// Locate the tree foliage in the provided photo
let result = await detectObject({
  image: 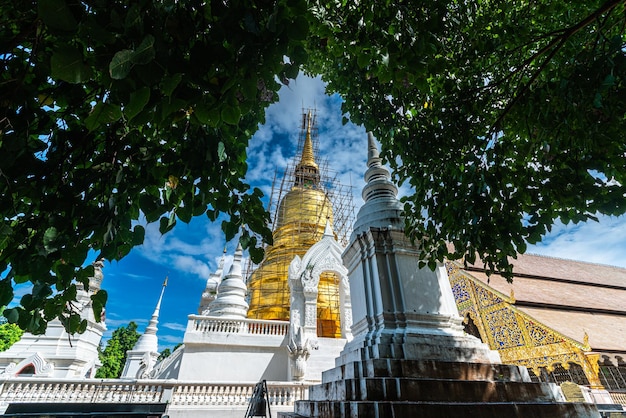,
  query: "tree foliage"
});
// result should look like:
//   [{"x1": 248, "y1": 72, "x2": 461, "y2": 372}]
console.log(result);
[
  {"x1": 95, "y1": 321, "x2": 140, "y2": 378},
  {"x1": 1, "y1": 0, "x2": 625, "y2": 333},
  {"x1": 1, "y1": 0, "x2": 307, "y2": 333},
  {"x1": 308, "y1": 0, "x2": 625, "y2": 276},
  {"x1": 0, "y1": 323, "x2": 24, "y2": 352}
]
